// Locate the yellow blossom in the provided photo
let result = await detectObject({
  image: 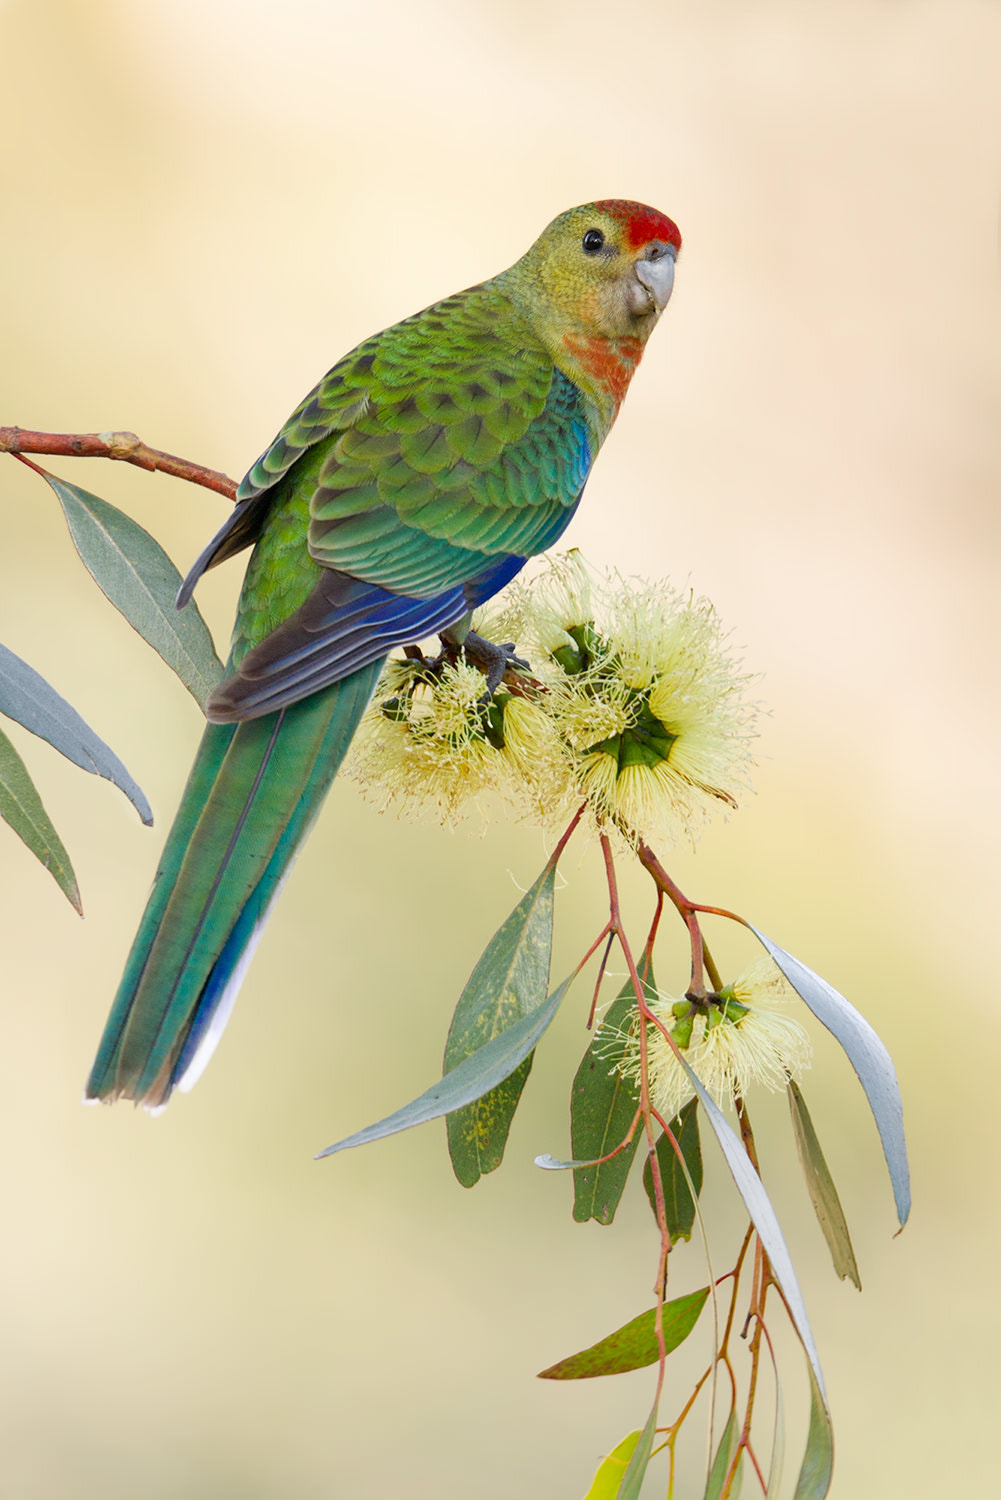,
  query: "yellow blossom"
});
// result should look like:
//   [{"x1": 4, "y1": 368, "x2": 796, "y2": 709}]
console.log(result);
[
  {"x1": 495, "y1": 695, "x2": 572, "y2": 816},
  {"x1": 495, "y1": 552, "x2": 757, "y2": 847},
  {"x1": 346, "y1": 552, "x2": 757, "y2": 844},
  {"x1": 606, "y1": 958, "x2": 812, "y2": 1120},
  {"x1": 347, "y1": 657, "x2": 506, "y2": 822},
  {"x1": 496, "y1": 548, "x2": 596, "y2": 655}
]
